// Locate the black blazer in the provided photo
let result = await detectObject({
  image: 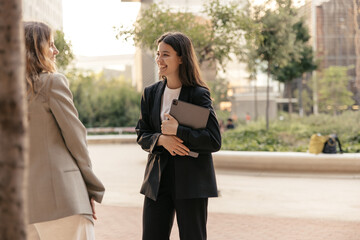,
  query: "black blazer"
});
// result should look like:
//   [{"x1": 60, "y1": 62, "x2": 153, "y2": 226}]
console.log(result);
[{"x1": 136, "y1": 80, "x2": 221, "y2": 201}]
